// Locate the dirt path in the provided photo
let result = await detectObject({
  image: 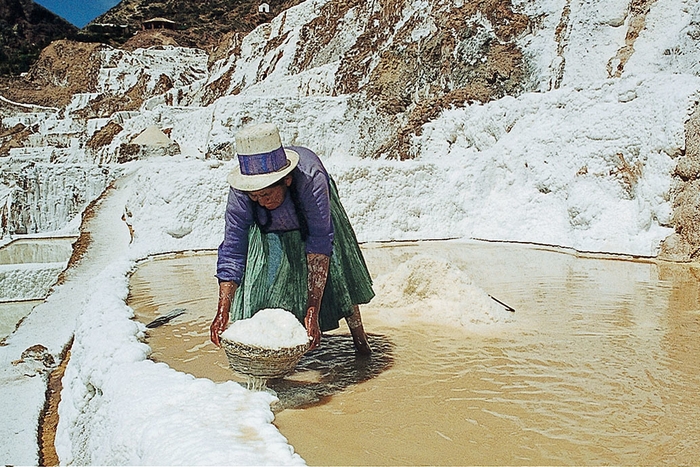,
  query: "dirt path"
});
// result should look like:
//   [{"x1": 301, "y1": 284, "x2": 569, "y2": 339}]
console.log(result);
[{"x1": 39, "y1": 346, "x2": 71, "y2": 466}]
